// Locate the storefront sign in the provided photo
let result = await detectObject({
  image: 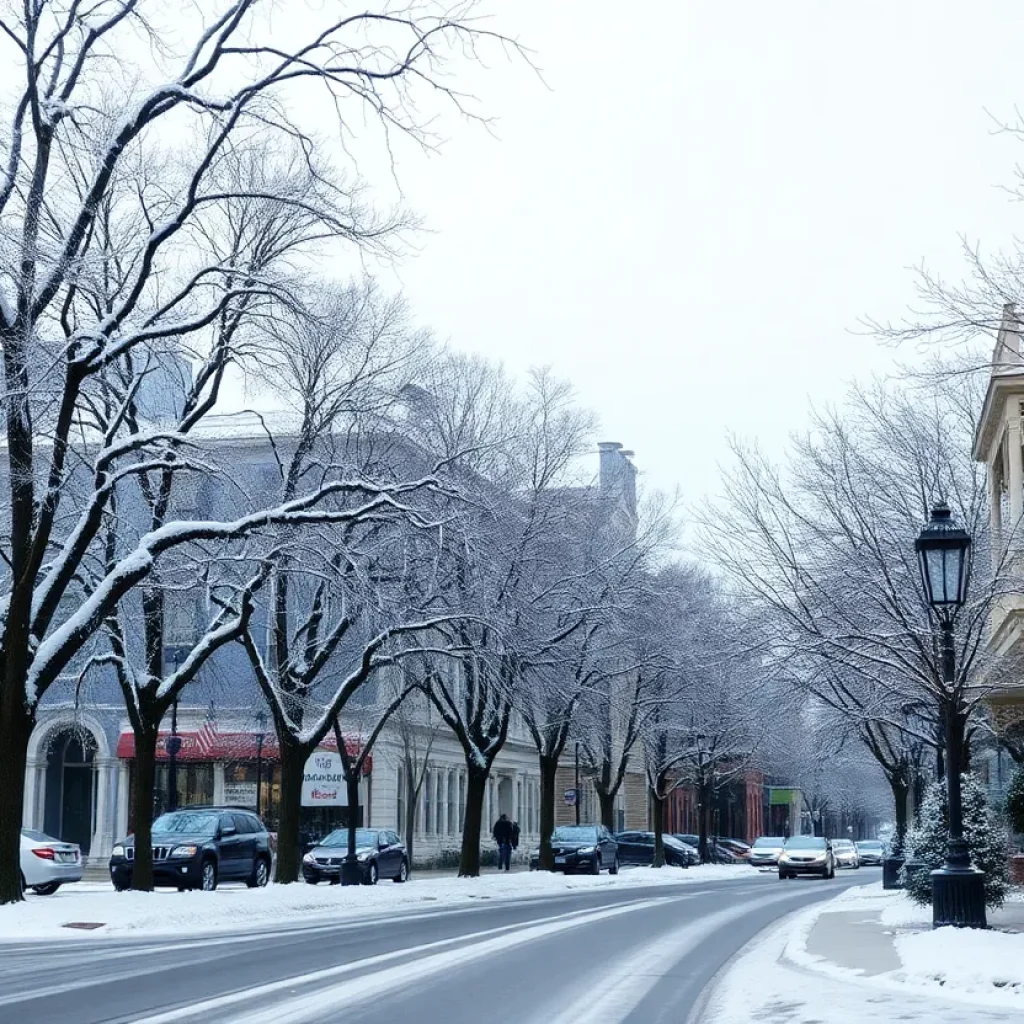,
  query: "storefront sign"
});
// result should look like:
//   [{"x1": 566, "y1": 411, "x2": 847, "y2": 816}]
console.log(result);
[
  {"x1": 224, "y1": 782, "x2": 257, "y2": 808},
  {"x1": 302, "y1": 749, "x2": 348, "y2": 807}
]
